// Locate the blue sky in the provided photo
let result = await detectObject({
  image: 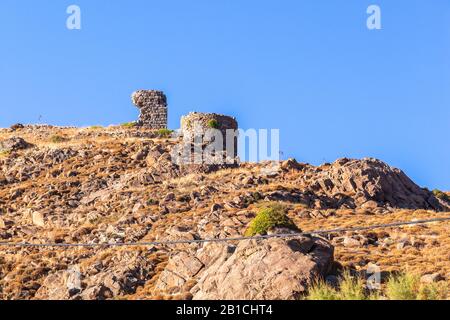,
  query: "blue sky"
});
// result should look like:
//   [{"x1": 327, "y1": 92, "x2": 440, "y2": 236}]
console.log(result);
[{"x1": 0, "y1": 0, "x2": 449, "y2": 190}]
